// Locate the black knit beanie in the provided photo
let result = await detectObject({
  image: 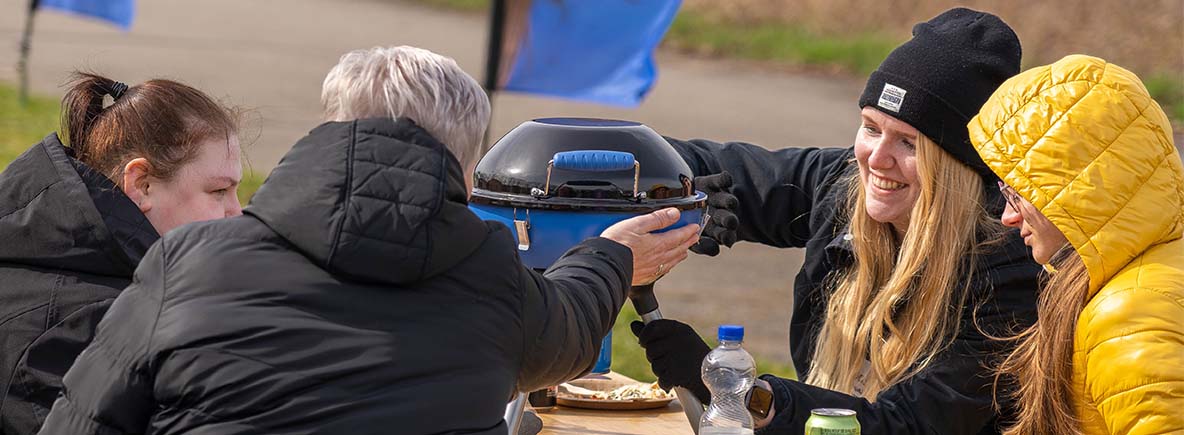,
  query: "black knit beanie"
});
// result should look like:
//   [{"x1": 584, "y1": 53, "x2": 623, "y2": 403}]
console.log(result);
[{"x1": 858, "y1": 7, "x2": 1021, "y2": 180}]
